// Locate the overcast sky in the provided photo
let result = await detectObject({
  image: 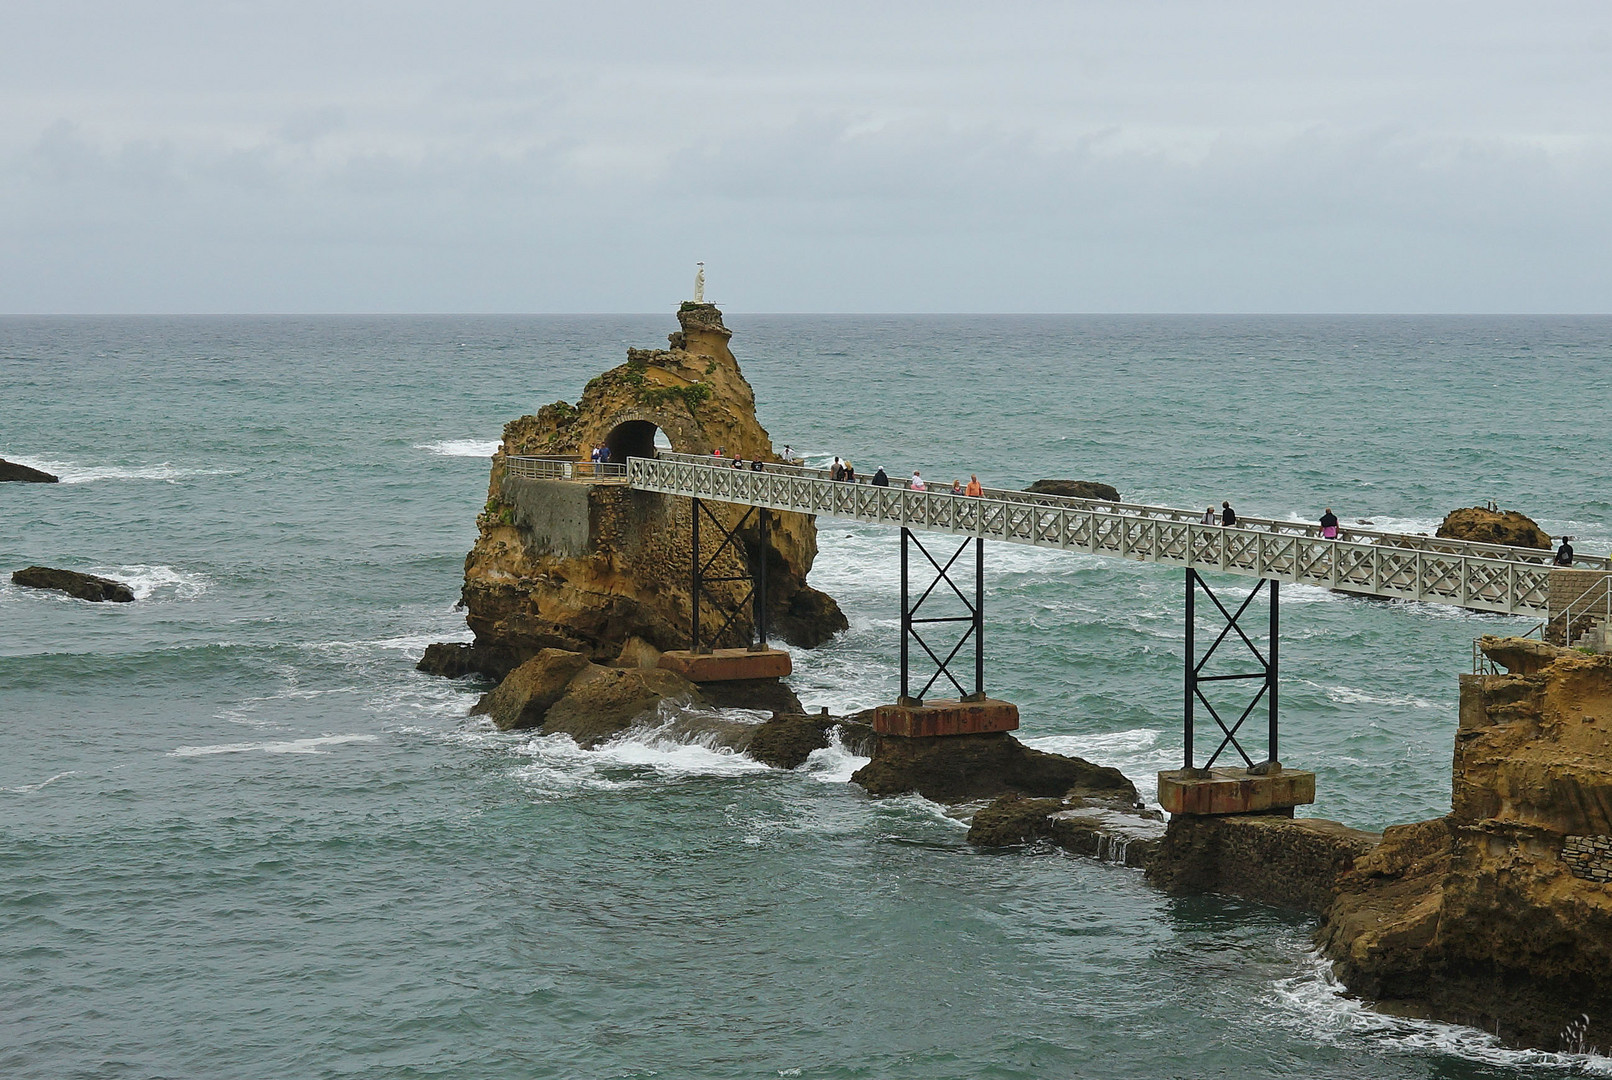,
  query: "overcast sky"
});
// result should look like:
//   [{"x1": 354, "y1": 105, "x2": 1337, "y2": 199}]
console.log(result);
[{"x1": 3, "y1": 1, "x2": 1610, "y2": 313}]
